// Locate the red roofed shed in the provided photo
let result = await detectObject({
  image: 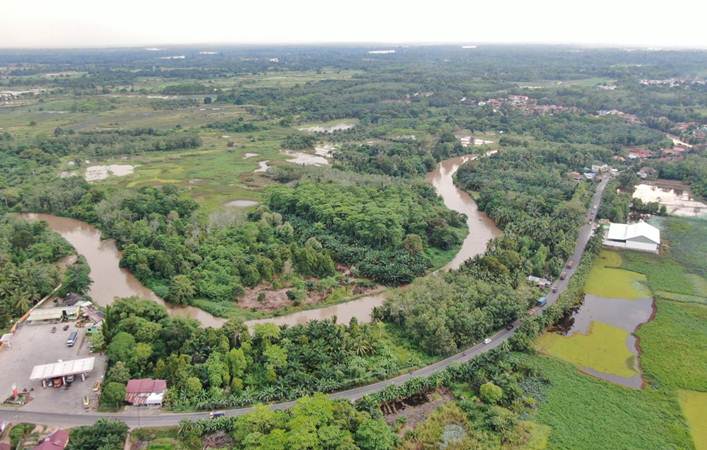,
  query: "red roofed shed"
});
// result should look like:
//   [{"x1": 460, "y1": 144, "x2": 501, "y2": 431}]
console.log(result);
[
  {"x1": 33, "y1": 430, "x2": 69, "y2": 450},
  {"x1": 125, "y1": 378, "x2": 167, "y2": 406}
]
